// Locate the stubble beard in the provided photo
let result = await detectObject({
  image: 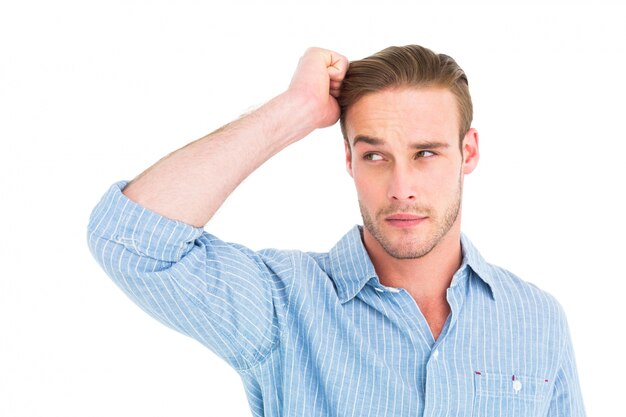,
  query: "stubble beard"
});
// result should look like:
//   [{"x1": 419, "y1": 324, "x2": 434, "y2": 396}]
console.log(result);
[{"x1": 360, "y1": 175, "x2": 463, "y2": 260}]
